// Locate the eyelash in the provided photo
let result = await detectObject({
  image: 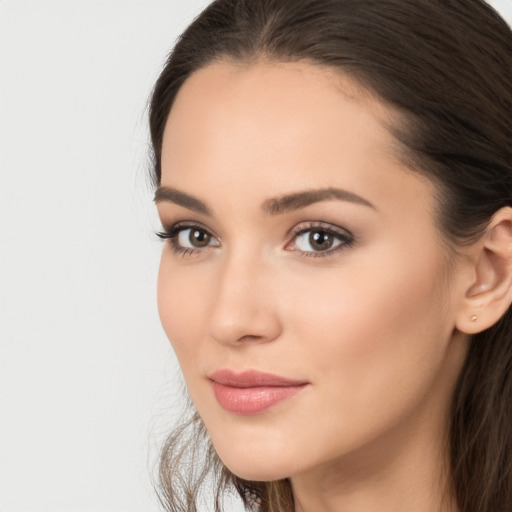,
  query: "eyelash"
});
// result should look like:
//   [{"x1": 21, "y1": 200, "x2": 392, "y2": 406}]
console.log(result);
[
  {"x1": 155, "y1": 221, "x2": 355, "y2": 259},
  {"x1": 290, "y1": 223, "x2": 355, "y2": 258},
  {"x1": 155, "y1": 222, "x2": 211, "y2": 258}
]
